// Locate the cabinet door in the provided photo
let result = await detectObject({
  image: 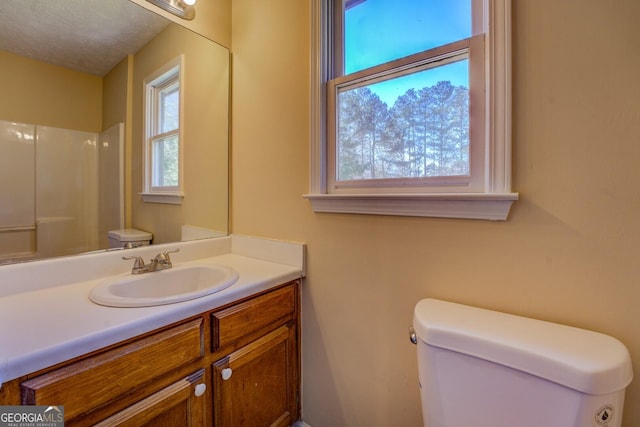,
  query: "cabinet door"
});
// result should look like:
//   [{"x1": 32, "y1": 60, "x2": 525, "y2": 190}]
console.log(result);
[
  {"x1": 94, "y1": 370, "x2": 208, "y2": 427},
  {"x1": 213, "y1": 325, "x2": 298, "y2": 427}
]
